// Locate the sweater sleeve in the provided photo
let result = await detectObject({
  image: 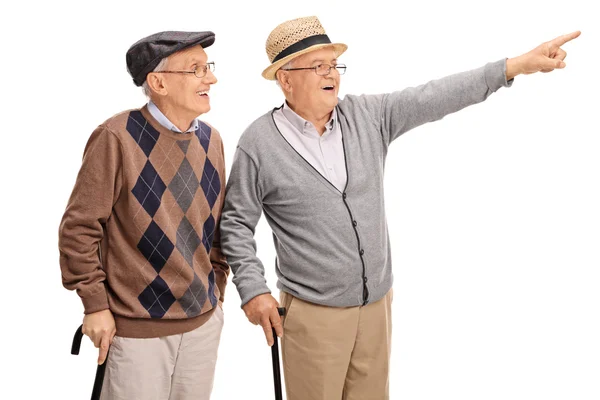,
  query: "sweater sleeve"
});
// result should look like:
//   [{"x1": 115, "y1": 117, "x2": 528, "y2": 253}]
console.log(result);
[
  {"x1": 219, "y1": 147, "x2": 271, "y2": 307},
  {"x1": 210, "y1": 138, "x2": 231, "y2": 303},
  {"x1": 351, "y1": 58, "x2": 513, "y2": 149},
  {"x1": 58, "y1": 126, "x2": 123, "y2": 314}
]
